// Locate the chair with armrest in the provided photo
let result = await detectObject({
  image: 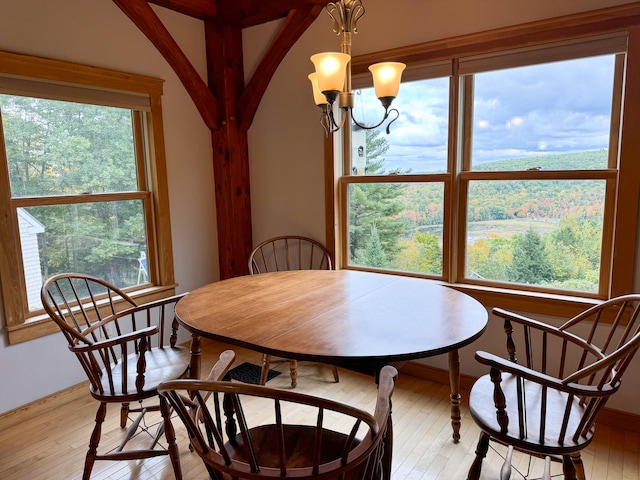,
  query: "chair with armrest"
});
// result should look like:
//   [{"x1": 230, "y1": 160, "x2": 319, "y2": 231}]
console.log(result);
[
  {"x1": 41, "y1": 273, "x2": 191, "y2": 480},
  {"x1": 248, "y1": 235, "x2": 339, "y2": 387},
  {"x1": 466, "y1": 294, "x2": 640, "y2": 480},
  {"x1": 159, "y1": 356, "x2": 398, "y2": 480}
]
